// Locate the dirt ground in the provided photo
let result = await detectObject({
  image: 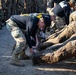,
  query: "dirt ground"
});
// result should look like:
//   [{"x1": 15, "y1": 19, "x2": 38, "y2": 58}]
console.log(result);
[{"x1": 0, "y1": 26, "x2": 76, "y2": 75}]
